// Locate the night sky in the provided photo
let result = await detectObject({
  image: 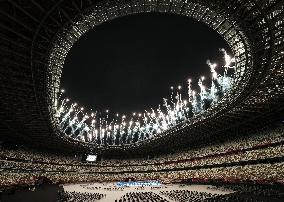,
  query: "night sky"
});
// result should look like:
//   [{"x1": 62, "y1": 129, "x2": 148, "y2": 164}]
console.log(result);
[{"x1": 62, "y1": 13, "x2": 232, "y2": 115}]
